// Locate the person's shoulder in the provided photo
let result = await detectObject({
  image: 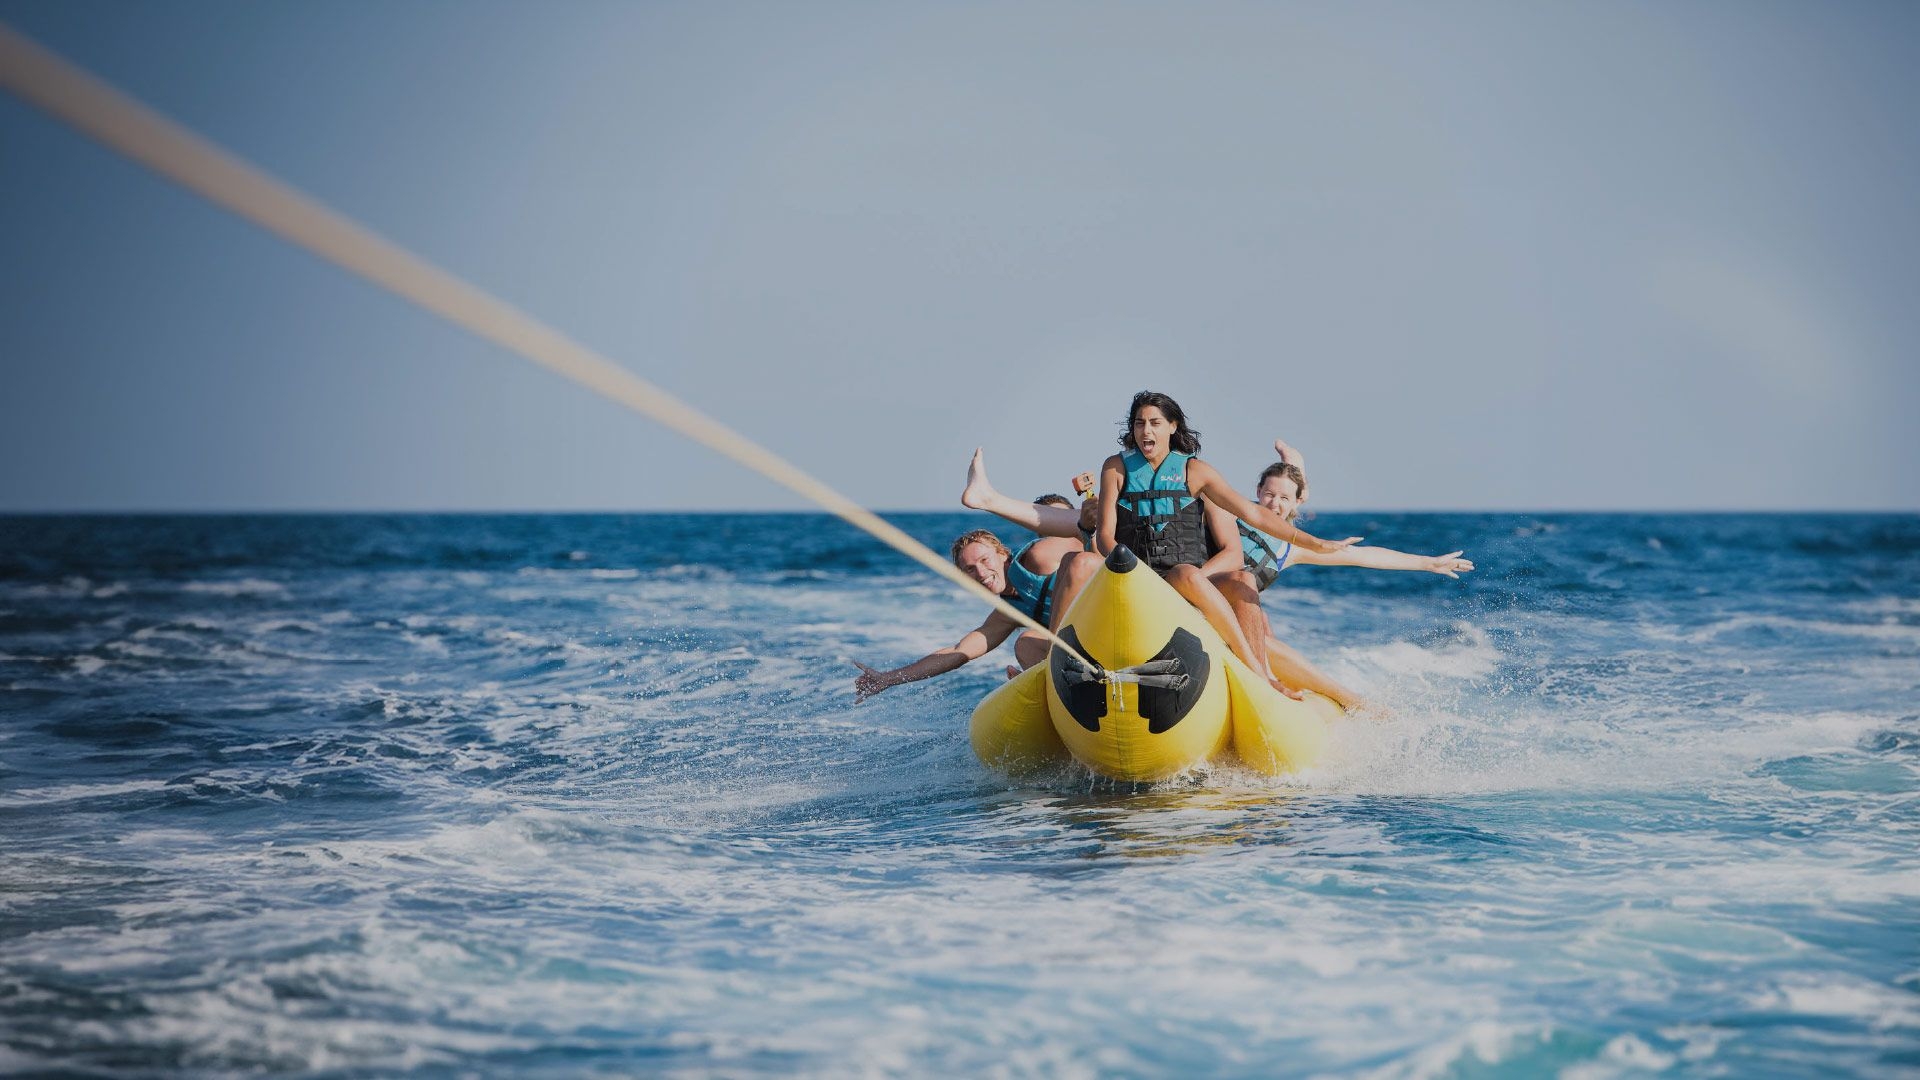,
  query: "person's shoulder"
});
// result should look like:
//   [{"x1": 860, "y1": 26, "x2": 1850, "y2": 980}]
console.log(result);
[
  {"x1": 1102, "y1": 452, "x2": 1126, "y2": 469},
  {"x1": 1027, "y1": 535, "x2": 1081, "y2": 564}
]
